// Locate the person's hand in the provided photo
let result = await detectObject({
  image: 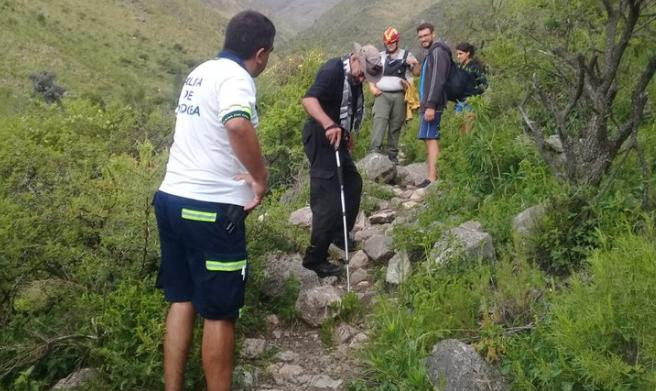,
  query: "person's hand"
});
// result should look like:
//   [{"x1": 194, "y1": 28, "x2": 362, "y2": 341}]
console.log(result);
[
  {"x1": 424, "y1": 108, "x2": 436, "y2": 122},
  {"x1": 234, "y1": 173, "x2": 267, "y2": 213},
  {"x1": 400, "y1": 79, "x2": 410, "y2": 91},
  {"x1": 369, "y1": 83, "x2": 383, "y2": 97},
  {"x1": 325, "y1": 126, "x2": 342, "y2": 149}
]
